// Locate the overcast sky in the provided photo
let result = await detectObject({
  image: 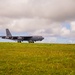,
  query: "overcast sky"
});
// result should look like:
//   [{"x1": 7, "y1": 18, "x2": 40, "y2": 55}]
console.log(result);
[{"x1": 0, "y1": 0, "x2": 75, "y2": 43}]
